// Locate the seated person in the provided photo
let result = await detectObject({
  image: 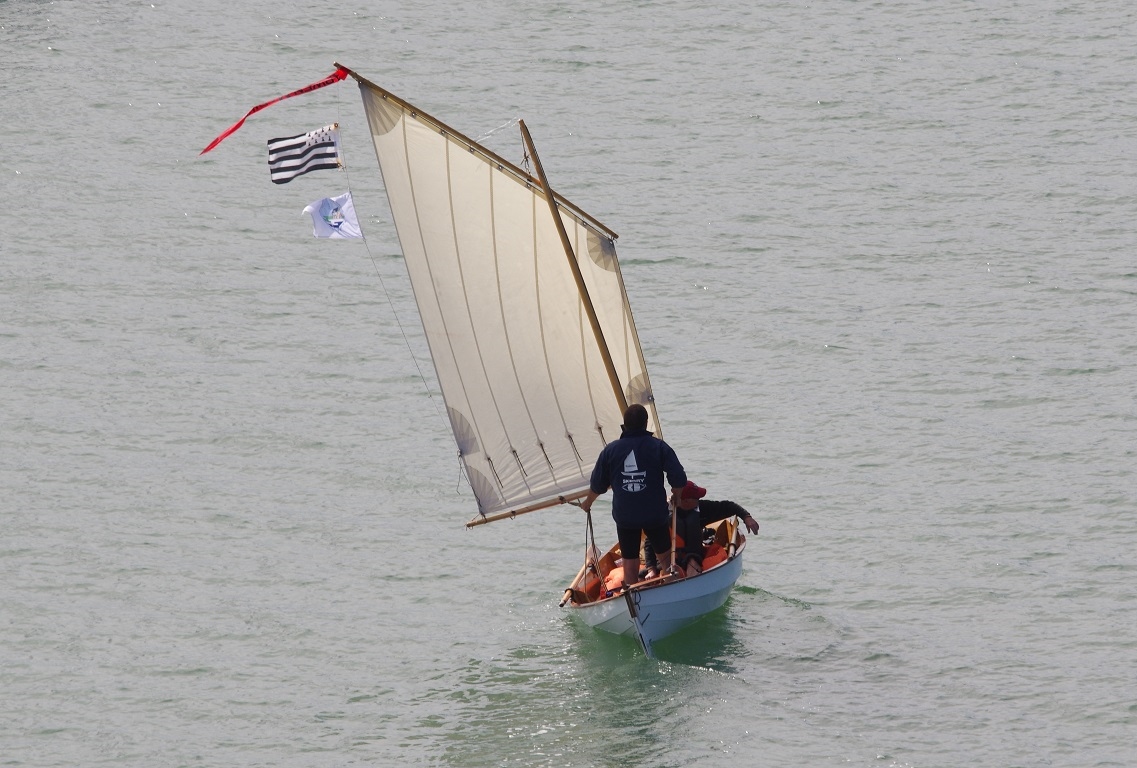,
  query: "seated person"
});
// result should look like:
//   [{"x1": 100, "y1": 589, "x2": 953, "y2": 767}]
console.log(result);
[{"x1": 642, "y1": 481, "x2": 760, "y2": 578}]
